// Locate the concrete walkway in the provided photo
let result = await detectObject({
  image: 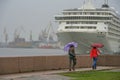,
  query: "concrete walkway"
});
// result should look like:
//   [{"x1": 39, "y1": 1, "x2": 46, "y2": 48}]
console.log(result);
[{"x1": 0, "y1": 66, "x2": 118, "y2": 80}]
